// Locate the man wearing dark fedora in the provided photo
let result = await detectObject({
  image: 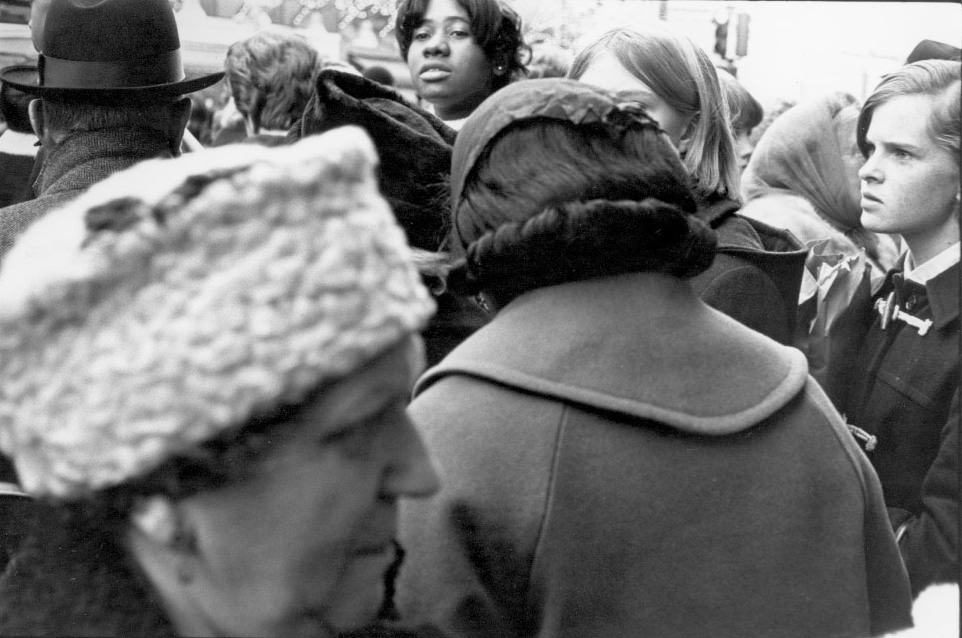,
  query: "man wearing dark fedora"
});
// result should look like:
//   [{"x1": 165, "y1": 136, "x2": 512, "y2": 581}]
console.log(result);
[{"x1": 0, "y1": 0, "x2": 223, "y2": 260}]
